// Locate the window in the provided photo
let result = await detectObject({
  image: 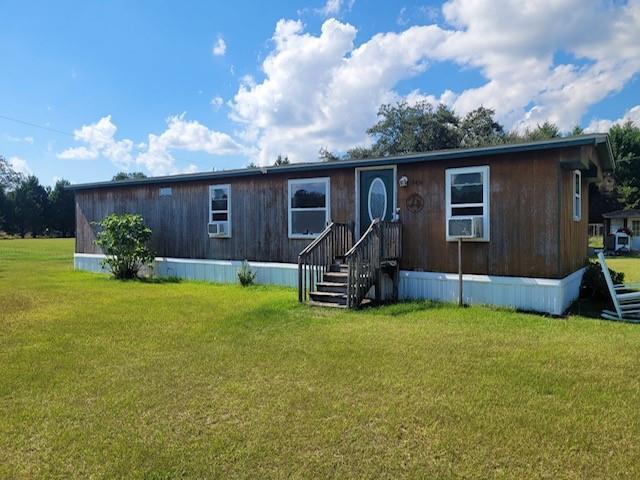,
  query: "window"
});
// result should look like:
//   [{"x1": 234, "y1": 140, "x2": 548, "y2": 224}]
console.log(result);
[
  {"x1": 208, "y1": 184, "x2": 231, "y2": 238},
  {"x1": 632, "y1": 220, "x2": 640, "y2": 237},
  {"x1": 573, "y1": 170, "x2": 581, "y2": 221},
  {"x1": 288, "y1": 178, "x2": 330, "y2": 238},
  {"x1": 445, "y1": 166, "x2": 490, "y2": 241}
]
